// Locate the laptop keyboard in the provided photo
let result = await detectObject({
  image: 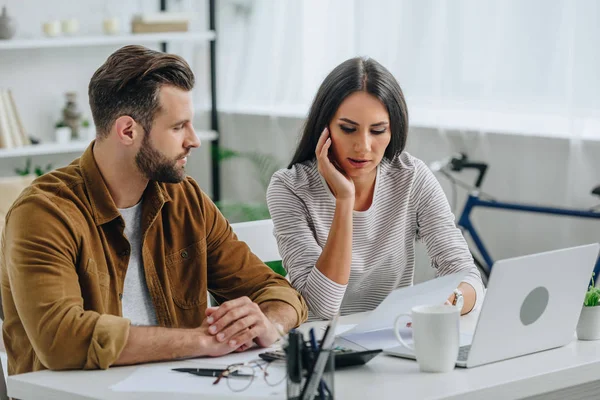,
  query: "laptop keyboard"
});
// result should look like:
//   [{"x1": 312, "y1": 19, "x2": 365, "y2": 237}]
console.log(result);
[{"x1": 458, "y1": 345, "x2": 471, "y2": 362}]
